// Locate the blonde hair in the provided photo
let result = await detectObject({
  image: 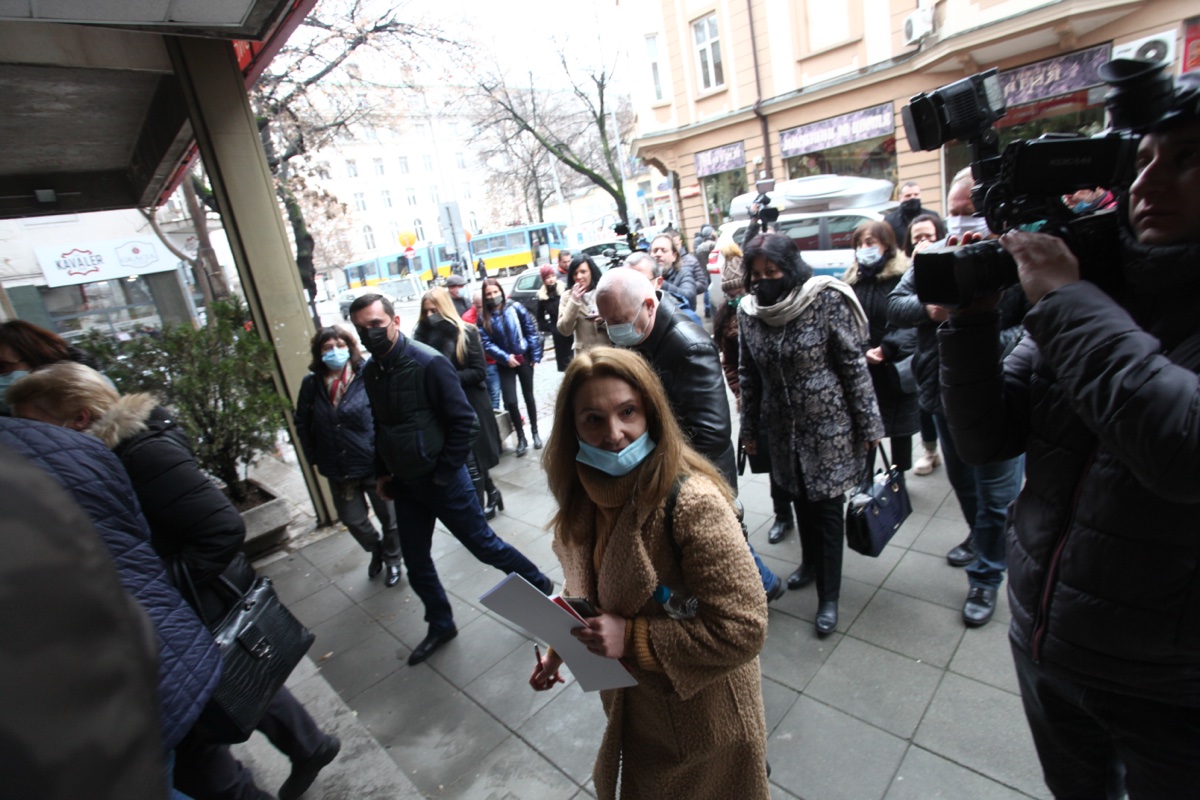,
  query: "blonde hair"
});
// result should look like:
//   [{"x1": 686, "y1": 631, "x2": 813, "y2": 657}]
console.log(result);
[
  {"x1": 542, "y1": 347, "x2": 732, "y2": 542},
  {"x1": 5, "y1": 361, "x2": 119, "y2": 424},
  {"x1": 717, "y1": 233, "x2": 742, "y2": 260},
  {"x1": 419, "y1": 287, "x2": 473, "y2": 363}
]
